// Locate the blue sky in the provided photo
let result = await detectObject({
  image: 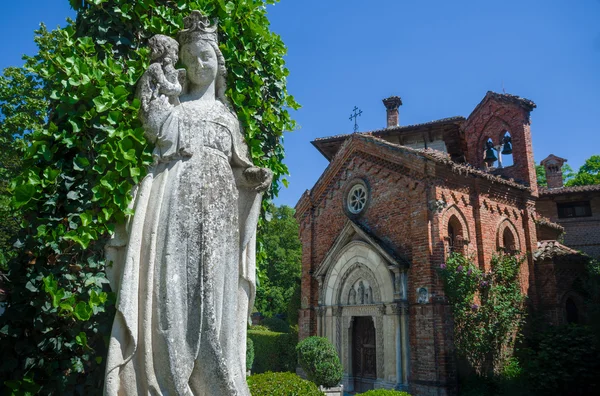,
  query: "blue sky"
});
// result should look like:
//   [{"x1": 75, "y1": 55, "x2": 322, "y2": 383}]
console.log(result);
[{"x1": 2, "y1": 1, "x2": 599, "y2": 208}]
